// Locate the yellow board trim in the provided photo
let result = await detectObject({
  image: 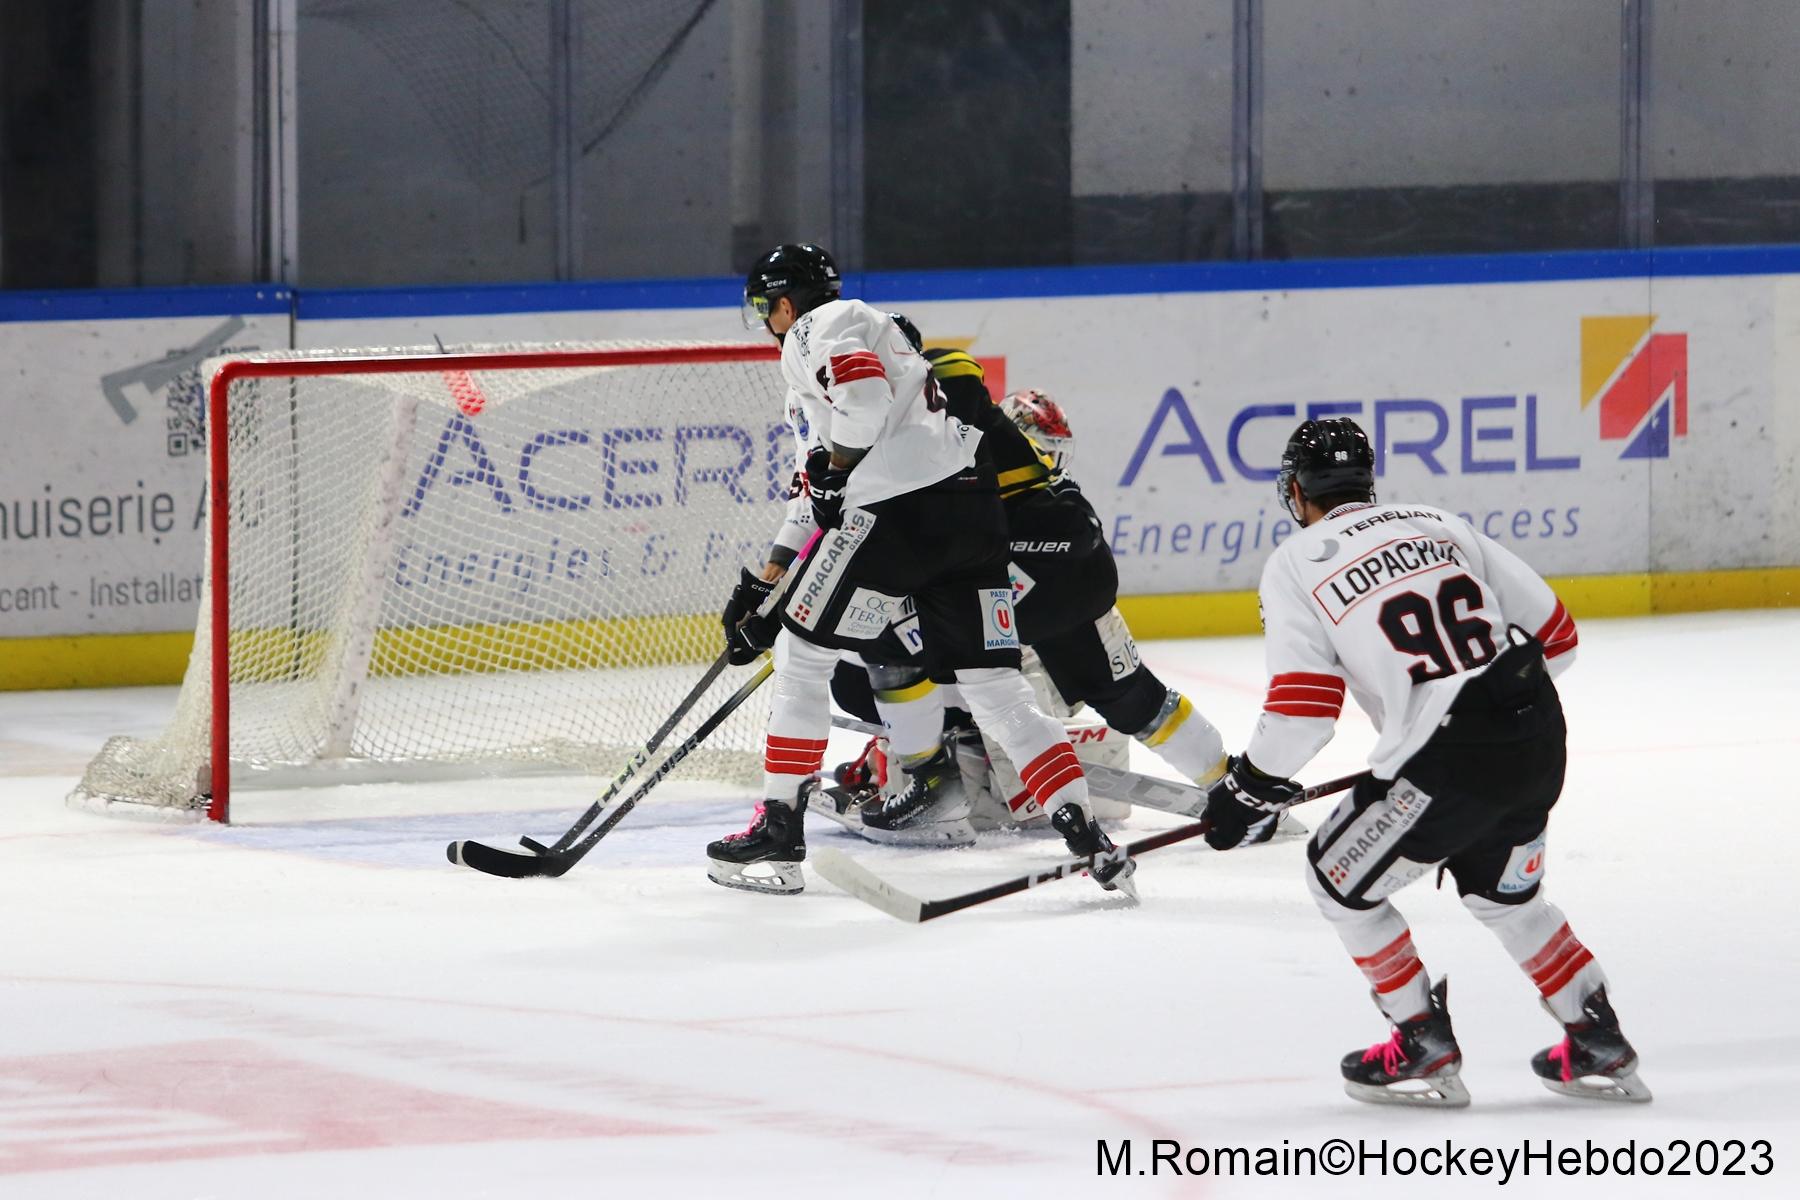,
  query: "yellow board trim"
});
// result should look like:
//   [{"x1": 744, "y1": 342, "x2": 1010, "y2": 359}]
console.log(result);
[
  {"x1": 7, "y1": 567, "x2": 1800, "y2": 691},
  {"x1": 1116, "y1": 566, "x2": 1800, "y2": 641},
  {"x1": 0, "y1": 612, "x2": 718, "y2": 692}
]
